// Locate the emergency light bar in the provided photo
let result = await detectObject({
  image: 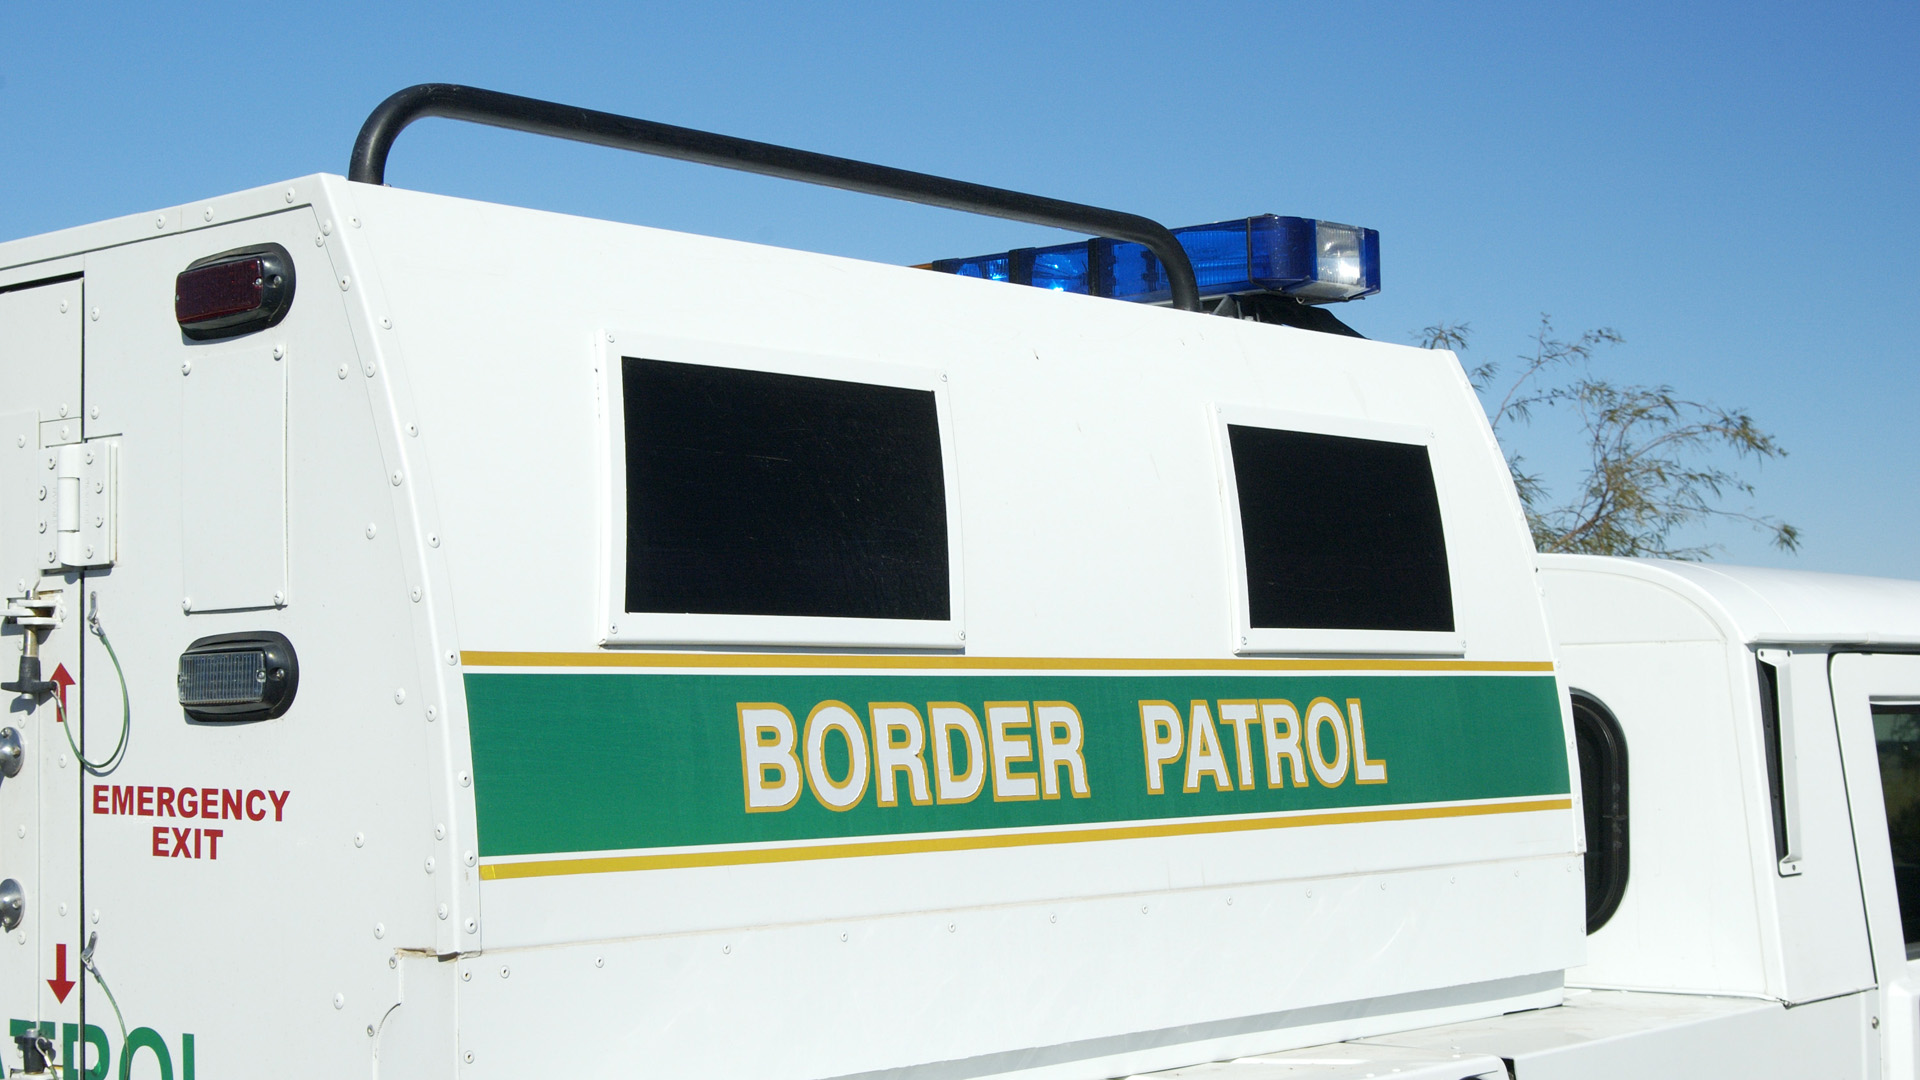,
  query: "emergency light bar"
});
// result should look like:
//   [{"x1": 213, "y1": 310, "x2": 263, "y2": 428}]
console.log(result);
[{"x1": 928, "y1": 216, "x2": 1381, "y2": 305}]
